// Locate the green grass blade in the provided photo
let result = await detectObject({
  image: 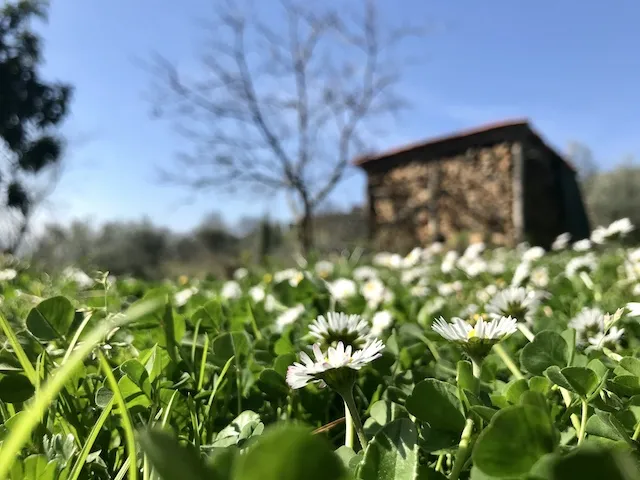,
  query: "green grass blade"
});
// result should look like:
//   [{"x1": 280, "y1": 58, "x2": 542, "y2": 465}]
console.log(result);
[
  {"x1": 0, "y1": 298, "x2": 162, "y2": 480},
  {"x1": 206, "y1": 355, "x2": 234, "y2": 413},
  {"x1": 113, "y1": 457, "x2": 131, "y2": 480},
  {"x1": 190, "y1": 319, "x2": 201, "y2": 366},
  {"x1": 62, "y1": 311, "x2": 94, "y2": 364},
  {"x1": 160, "y1": 390, "x2": 178, "y2": 429},
  {"x1": 0, "y1": 313, "x2": 37, "y2": 384},
  {"x1": 67, "y1": 398, "x2": 114, "y2": 480},
  {"x1": 161, "y1": 300, "x2": 180, "y2": 365},
  {"x1": 196, "y1": 334, "x2": 209, "y2": 391},
  {"x1": 187, "y1": 394, "x2": 200, "y2": 449},
  {"x1": 247, "y1": 303, "x2": 262, "y2": 340},
  {"x1": 97, "y1": 351, "x2": 138, "y2": 480}
]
